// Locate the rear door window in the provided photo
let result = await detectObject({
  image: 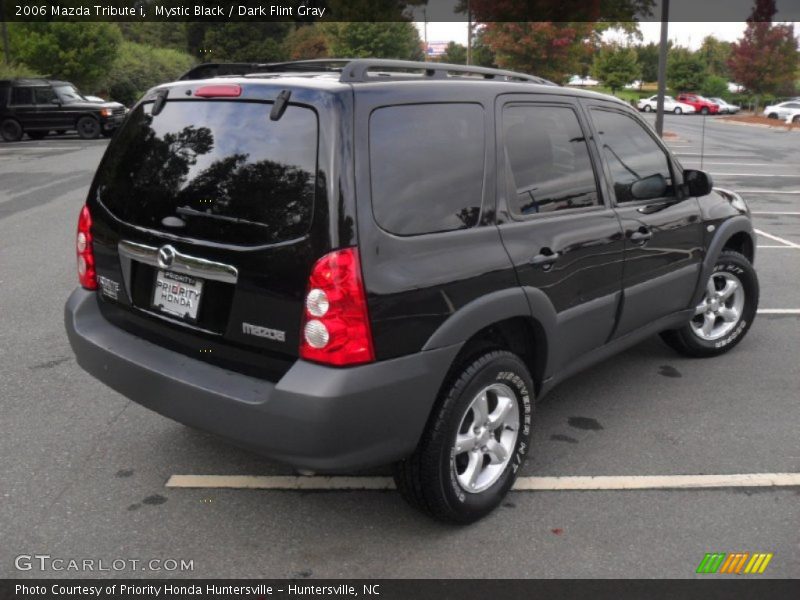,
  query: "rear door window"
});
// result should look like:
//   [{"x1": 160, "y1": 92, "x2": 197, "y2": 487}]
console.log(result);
[
  {"x1": 34, "y1": 87, "x2": 57, "y2": 105},
  {"x1": 11, "y1": 87, "x2": 33, "y2": 105},
  {"x1": 95, "y1": 100, "x2": 318, "y2": 245},
  {"x1": 503, "y1": 104, "x2": 599, "y2": 215},
  {"x1": 369, "y1": 103, "x2": 485, "y2": 236}
]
